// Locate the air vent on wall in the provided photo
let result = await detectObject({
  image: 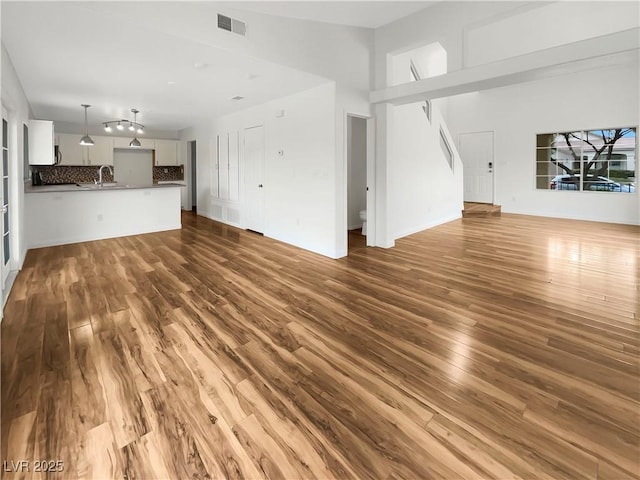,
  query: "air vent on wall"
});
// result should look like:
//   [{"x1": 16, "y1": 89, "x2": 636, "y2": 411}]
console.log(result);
[{"x1": 218, "y1": 14, "x2": 246, "y2": 36}]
